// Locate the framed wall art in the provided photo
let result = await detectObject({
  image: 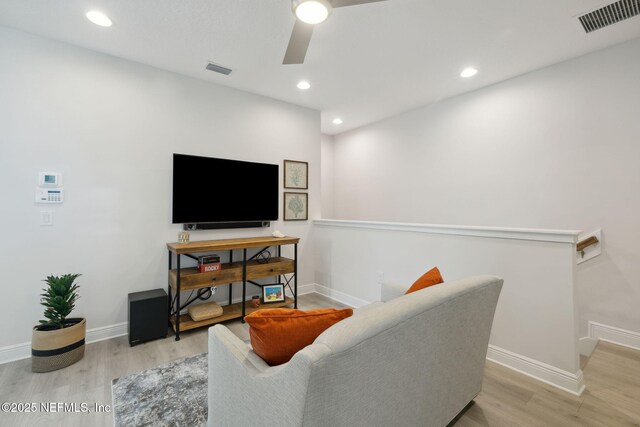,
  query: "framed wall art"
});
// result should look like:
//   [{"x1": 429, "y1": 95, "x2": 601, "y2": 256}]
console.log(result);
[
  {"x1": 284, "y1": 192, "x2": 308, "y2": 221},
  {"x1": 284, "y1": 160, "x2": 308, "y2": 189}
]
